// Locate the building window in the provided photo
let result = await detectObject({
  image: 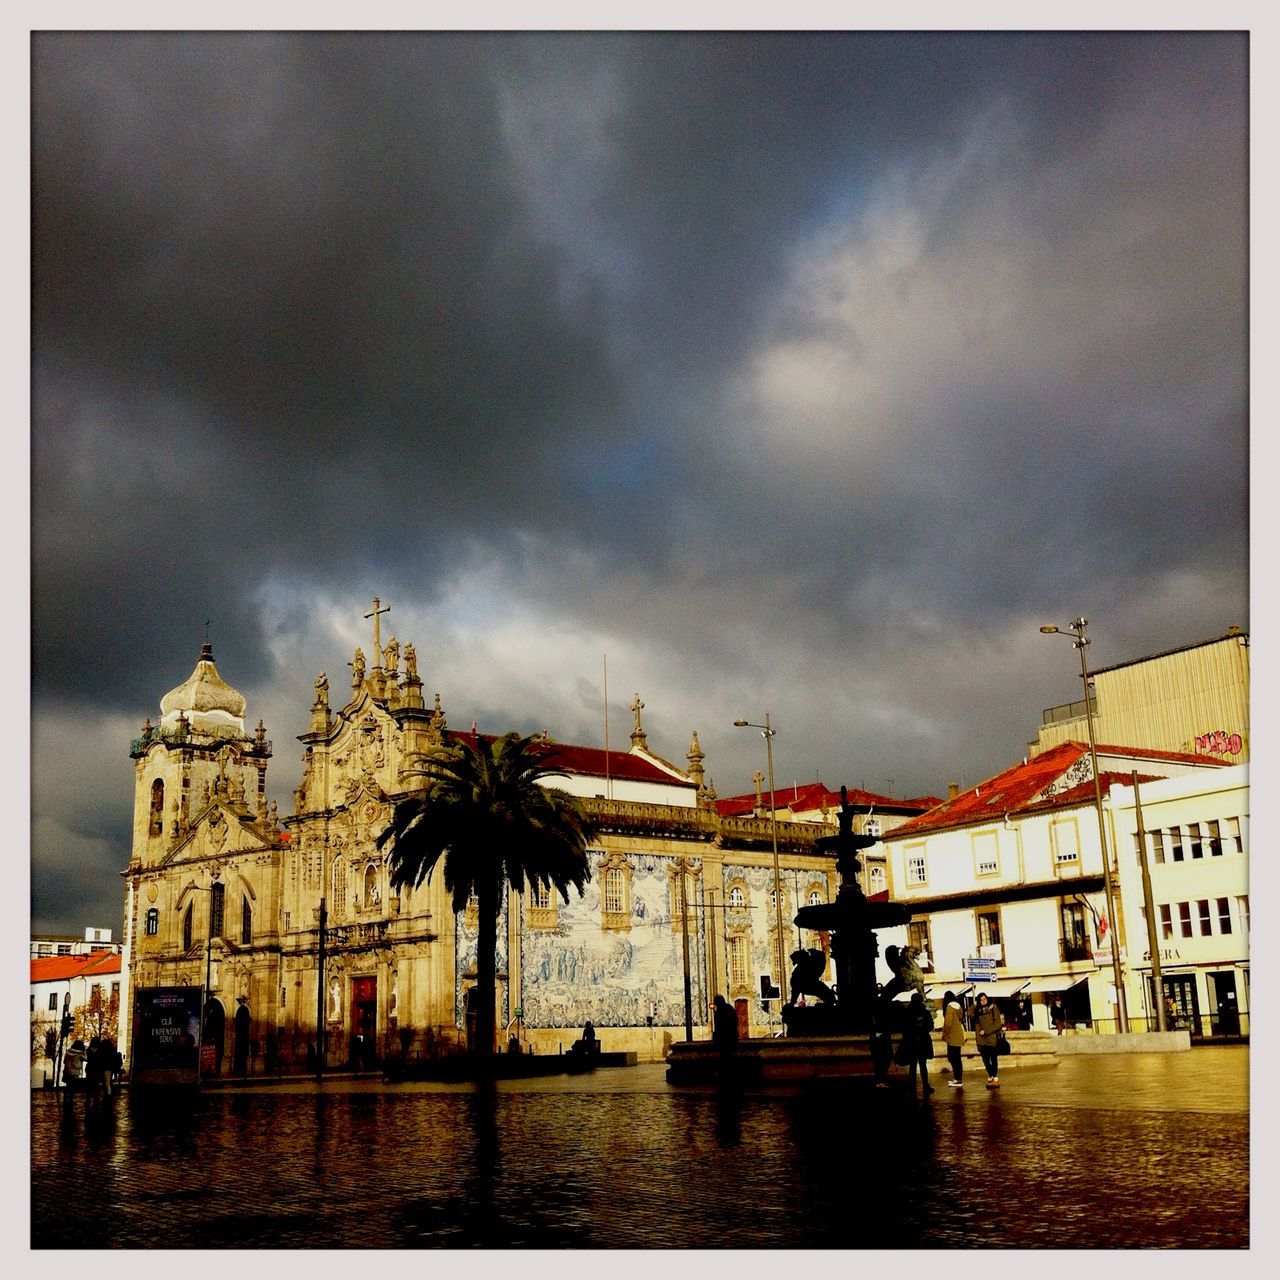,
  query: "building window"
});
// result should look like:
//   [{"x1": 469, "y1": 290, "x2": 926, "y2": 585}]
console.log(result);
[
  {"x1": 1217, "y1": 898, "x2": 1232, "y2": 934},
  {"x1": 972, "y1": 916, "x2": 1003, "y2": 957},
  {"x1": 1159, "y1": 904, "x2": 1173, "y2": 940},
  {"x1": 1206, "y1": 820, "x2": 1222, "y2": 857},
  {"x1": 149, "y1": 778, "x2": 165, "y2": 837},
  {"x1": 907, "y1": 919, "x2": 933, "y2": 971},
  {"x1": 48, "y1": 994, "x2": 58, "y2": 1011},
  {"x1": 1237, "y1": 895, "x2": 1249, "y2": 932},
  {"x1": 604, "y1": 869, "x2": 625, "y2": 913},
  {"x1": 1149, "y1": 829, "x2": 1166, "y2": 864},
  {"x1": 145, "y1": 908, "x2": 159, "y2": 936},
  {"x1": 363, "y1": 864, "x2": 379, "y2": 908},
  {"x1": 864, "y1": 817, "x2": 881, "y2": 838},
  {"x1": 1060, "y1": 902, "x2": 1090, "y2": 960},
  {"x1": 1170, "y1": 828, "x2": 1185, "y2": 862},
  {"x1": 333, "y1": 859, "x2": 348, "y2": 920},
  {"x1": 905, "y1": 845, "x2": 927, "y2": 886},
  {"x1": 600, "y1": 854, "x2": 632, "y2": 931},
  {"x1": 38, "y1": 944, "x2": 51, "y2": 957},
  {"x1": 1226, "y1": 817, "x2": 1242, "y2": 856},
  {"x1": 1190, "y1": 827, "x2": 1204, "y2": 859},
  {"x1": 1051, "y1": 820, "x2": 1080, "y2": 865},
  {"x1": 464, "y1": 893, "x2": 479, "y2": 931},
  {"x1": 210, "y1": 883, "x2": 225, "y2": 937},
  {"x1": 527, "y1": 879, "x2": 557, "y2": 931},
  {"x1": 728, "y1": 884, "x2": 746, "y2": 909},
  {"x1": 972, "y1": 831, "x2": 999, "y2": 877},
  {"x1": 57, "y1": 945, "x2": 71, "y2": 956},
  {"x1": 867, "y1": 864, "x2": 886, "y2": 896},
  {"x1": 1197, "y1": 899, "x2": 1213, "y2": 935},
  {"x1": 727, "y1": 934, "x2": 749, "y2": 990},
  {"x1": 241, "y1": 897, "x2": 252, "y2": 945},
  {"x1": 93, "y1": 930, "x2": 103, "y2": 942},
  {"x1": 183, "y1": 903, "x2": 194, "y2": 951},
  {"x1": 1177, "y1": 902, "x2": 1193, "y2": 938}
]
